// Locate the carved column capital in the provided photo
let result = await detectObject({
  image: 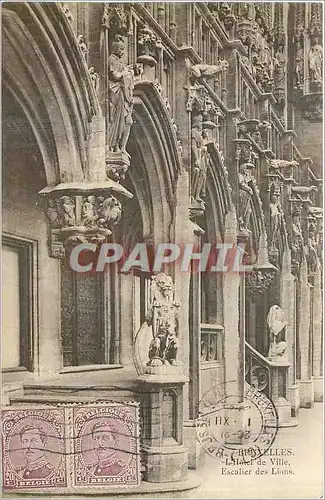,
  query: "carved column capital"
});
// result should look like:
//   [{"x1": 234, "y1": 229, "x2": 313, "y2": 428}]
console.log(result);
[{"x1": 40, "y1": 181, "x2": 132, "y2": 258}]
